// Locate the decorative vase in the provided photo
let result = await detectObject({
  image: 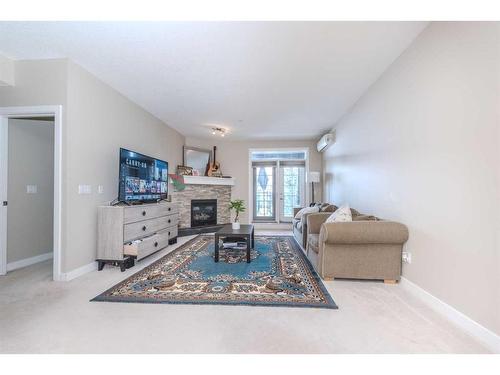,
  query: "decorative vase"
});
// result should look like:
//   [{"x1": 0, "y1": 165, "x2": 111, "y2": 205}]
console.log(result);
[{"x1": 232, "y1": 222, "x2": 240, "y2": 230}]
